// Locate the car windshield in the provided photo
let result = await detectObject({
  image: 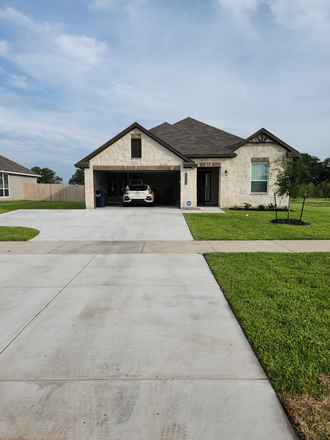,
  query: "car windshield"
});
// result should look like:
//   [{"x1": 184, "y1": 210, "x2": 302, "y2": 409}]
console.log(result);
[{"x1": 129, "y1": 185, "x2": 148, "y2": 191}]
